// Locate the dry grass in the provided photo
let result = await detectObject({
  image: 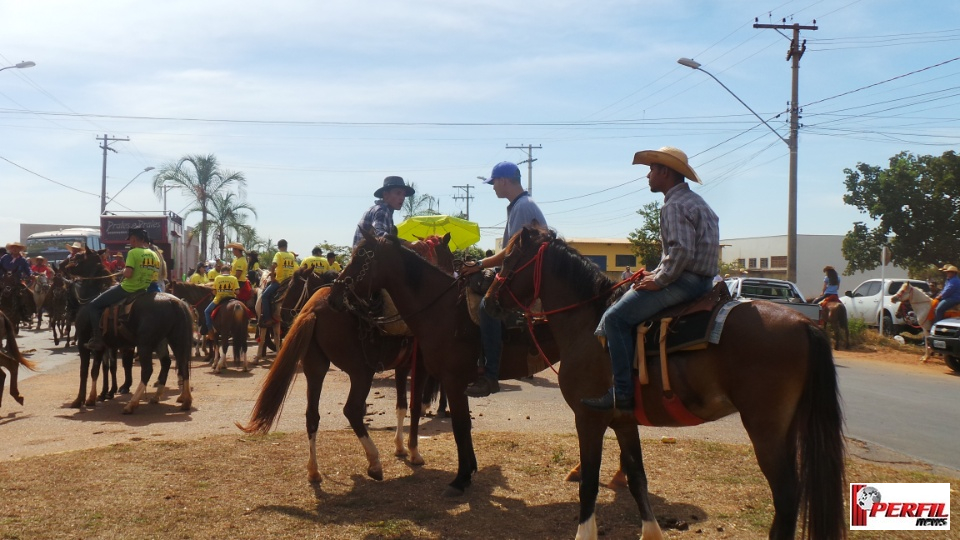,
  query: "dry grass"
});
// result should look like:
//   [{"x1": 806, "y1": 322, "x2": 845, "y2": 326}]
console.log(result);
[{"x1": 1, "y1": 430, "x2": 955, "y2": 540}]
